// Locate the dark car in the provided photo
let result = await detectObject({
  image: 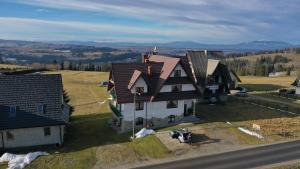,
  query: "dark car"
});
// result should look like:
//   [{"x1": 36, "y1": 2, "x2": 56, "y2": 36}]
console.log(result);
[
  {"x1": 235, "y1": 86, "x2": 247, "y2": 92},
  {"x1": 170, "y1": 128, "x2": 192, "y2": 144},
  {"x1": 287, "y1": 89, "x2": 296, "y2": 94},
  {"x1": 279, "y1": 89, "x2": 288, "y2": 94},
  {"x1": 169, "y1": 129, "x2": 180, "y2": 139}
]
